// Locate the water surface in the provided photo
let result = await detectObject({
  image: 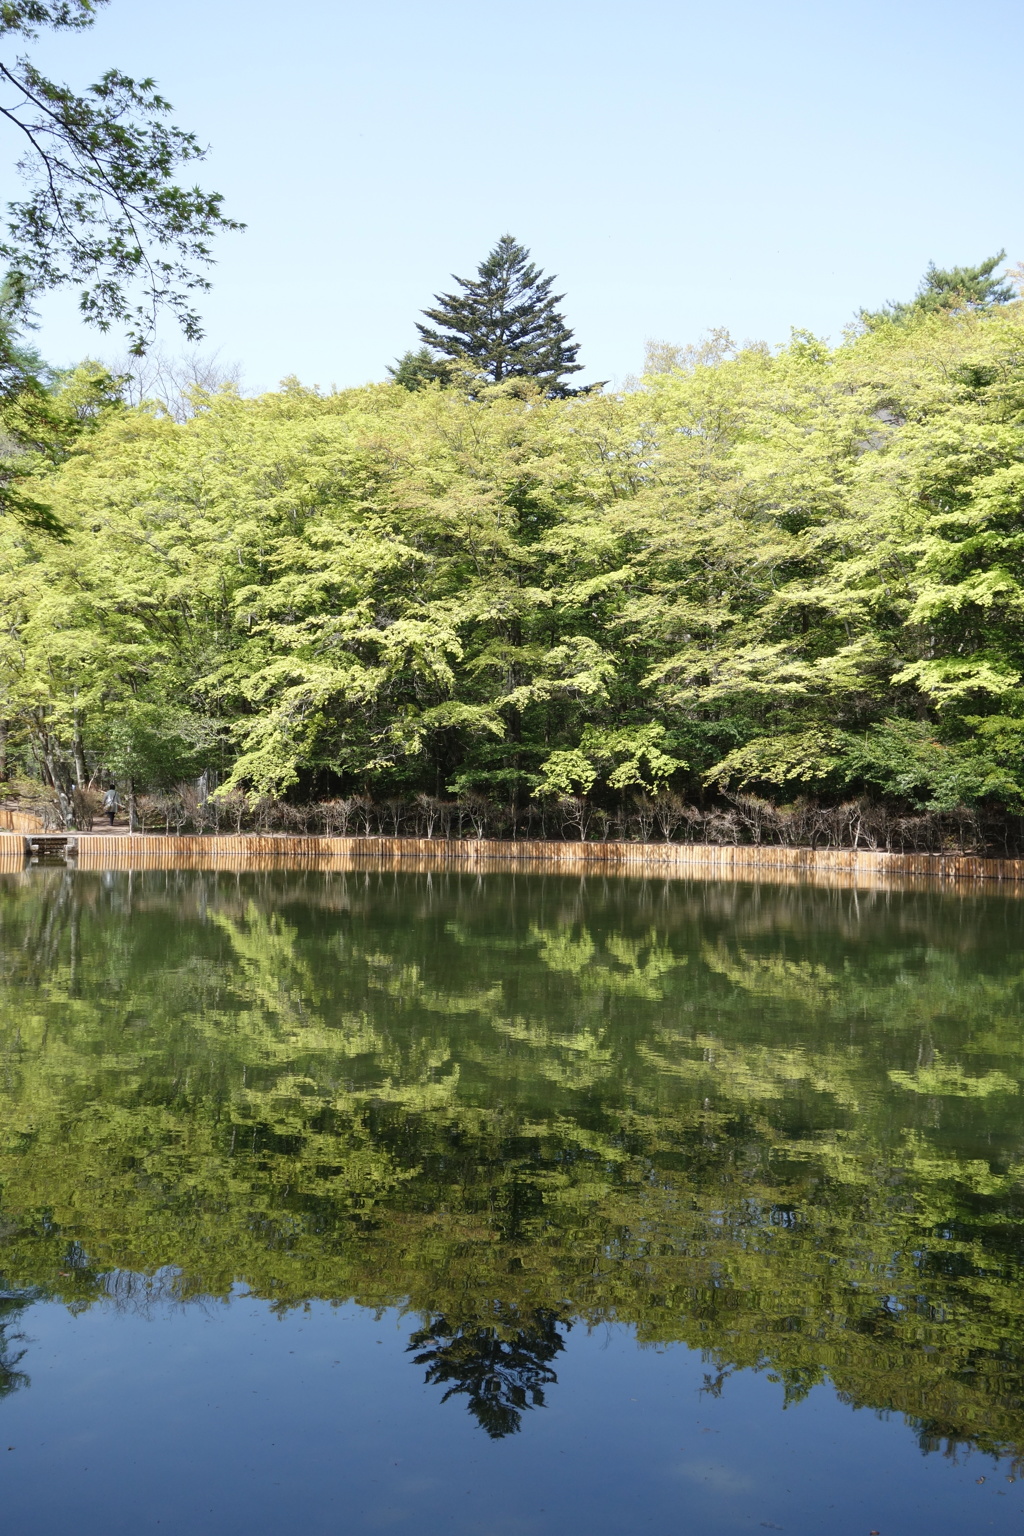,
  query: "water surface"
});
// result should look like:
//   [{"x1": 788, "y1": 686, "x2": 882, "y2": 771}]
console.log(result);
[{"x1": 1, "y1": 867, "x2": 1023, "y2": 1533}]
